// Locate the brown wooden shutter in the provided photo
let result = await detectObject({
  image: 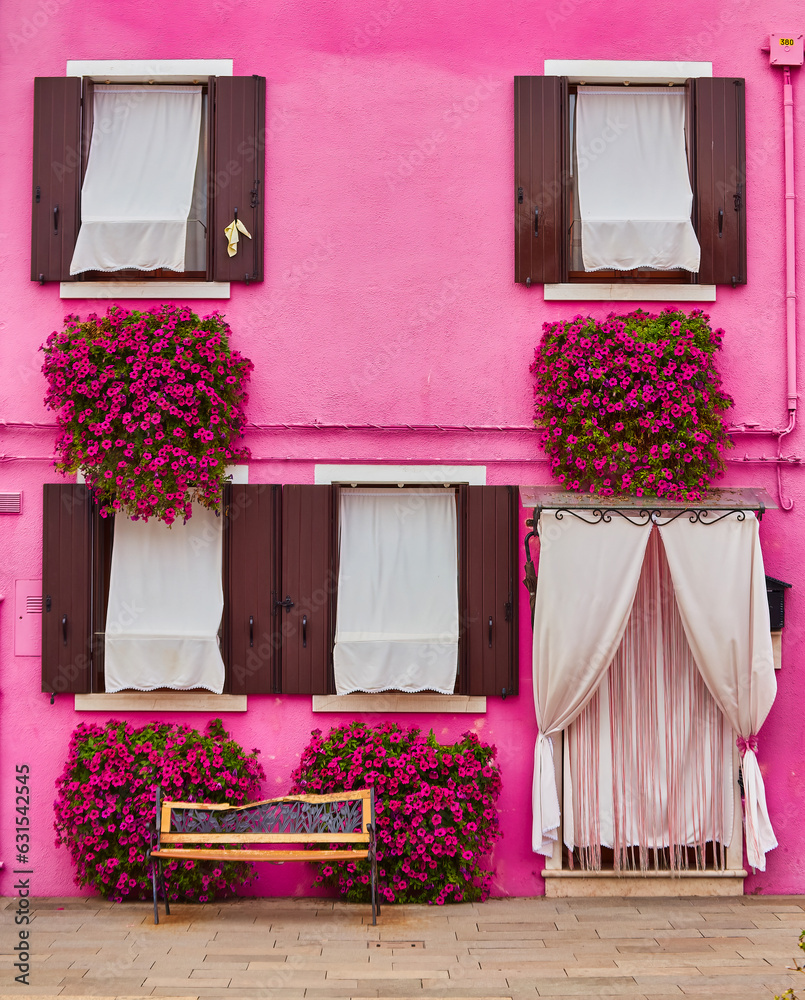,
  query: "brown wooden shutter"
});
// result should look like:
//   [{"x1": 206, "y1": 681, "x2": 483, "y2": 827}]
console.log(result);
[
  {"x1": 461, "y1": 485, "x2": 519, "y2": 697},
  {"x1": 514, "y1": 77, "x2": 567, "y2": 285},
  {"x1": 32, "y1": 78, "x2": 82, "y2": 283},
  {"x1": 211, "y1": 75, "x2": 266, "y2": 283},
  {"x1": 279, "y1": 485, "x2": 335, "y2": 694},
  {"x1": 42, "y1": 484, "x2": 92, "y2": 694},
  {"x1": 692, "y1": 77, "x2": 747, "y2": 286},
  {"x1": 224, "y1": 483, "x2": 281, "y2": 694}
]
